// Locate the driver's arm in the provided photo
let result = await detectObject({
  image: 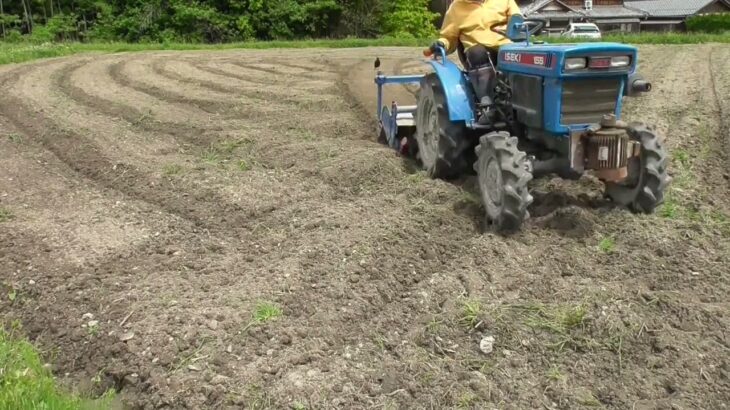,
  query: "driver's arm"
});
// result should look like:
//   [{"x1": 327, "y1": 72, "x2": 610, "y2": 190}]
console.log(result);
[
  {"x1": 437, "y1": 7, "x2": 460, "y2": 54},
  {"x1": 506, "y1": 0, "x2": 522, "y2": 19}
]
